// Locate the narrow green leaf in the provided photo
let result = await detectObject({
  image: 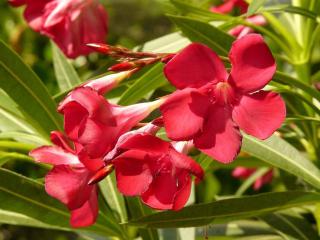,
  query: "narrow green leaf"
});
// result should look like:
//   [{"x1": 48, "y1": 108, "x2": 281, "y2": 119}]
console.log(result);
[
  {"x1": 118, "y1": 63, "x2": 166, "y2": 105},
  {"x1": 0, "y1": 40, "x2": 62, "y2": 137},
  {"x1": 99, "y1": 173, "x2": 127, "y2": 222},
  {"x1": 274, "y1": 71, "x2": 320, "y2": 102},
  {"x1": 0, "y1": 209, "x2": 70, "y2": 231},
  {"x1": 260, "y1": 211, "x2": 319, "y2": 240},
  {"x1": 0, "y1": 131, "x2": 48, "y2": 146},
  {"x1": 128, "y1": 191, "x2": 320, "y2": 228},
  {"x1": 235, "y1": 168, "x2": 270, "y2": 196},
  {"x1": 139, "y1": 32, "x2": 190, "y2": 53},
  {"x1": 247, "y1": 0, "x2": 267, "y2": 16},
  {"x1": 51, "y1": 41, "x2": 82, "y2": 91},
  {"x1": 0, "y1": 168, "x2": 122, "y2": 237},
  {"x1": 167, "y1": 15, "x2": 234, "y2": 55},
  {"x1": 126, "y1": 197, "x2": 159, "y2": 240},
  {"x1": 170, "y1": 0, "x2": 232, "y2": 21},
  {"x1": 242, "y1": 134, "x2": 320, "y2": 190}
]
